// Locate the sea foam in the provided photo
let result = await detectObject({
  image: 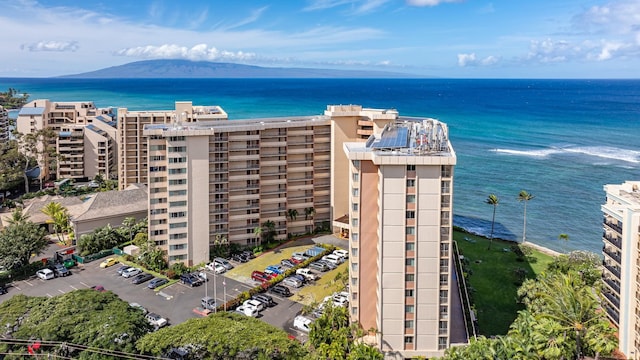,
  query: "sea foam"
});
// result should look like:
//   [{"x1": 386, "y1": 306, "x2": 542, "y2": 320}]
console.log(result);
[{"x1": 493, "y1": 146, "x2": 640, "y2": 163}]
